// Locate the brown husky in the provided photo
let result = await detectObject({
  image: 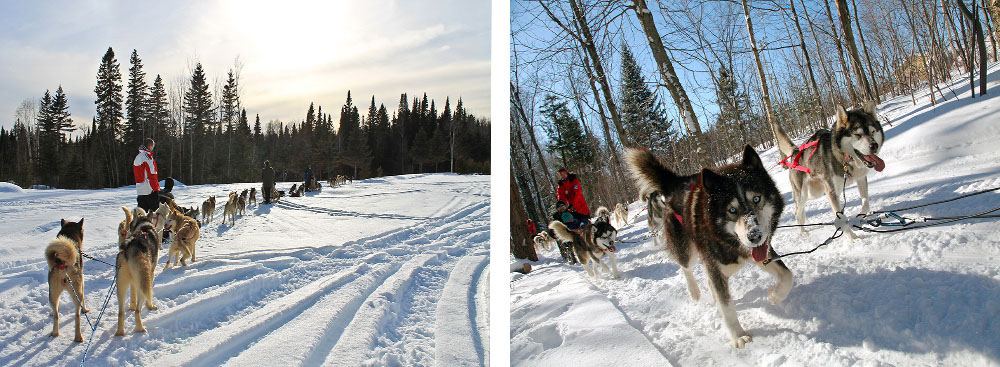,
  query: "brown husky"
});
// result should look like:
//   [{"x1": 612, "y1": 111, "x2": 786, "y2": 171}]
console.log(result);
[{"x1": 45, "y1": 218, "x2": 88, "y2": 342}]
